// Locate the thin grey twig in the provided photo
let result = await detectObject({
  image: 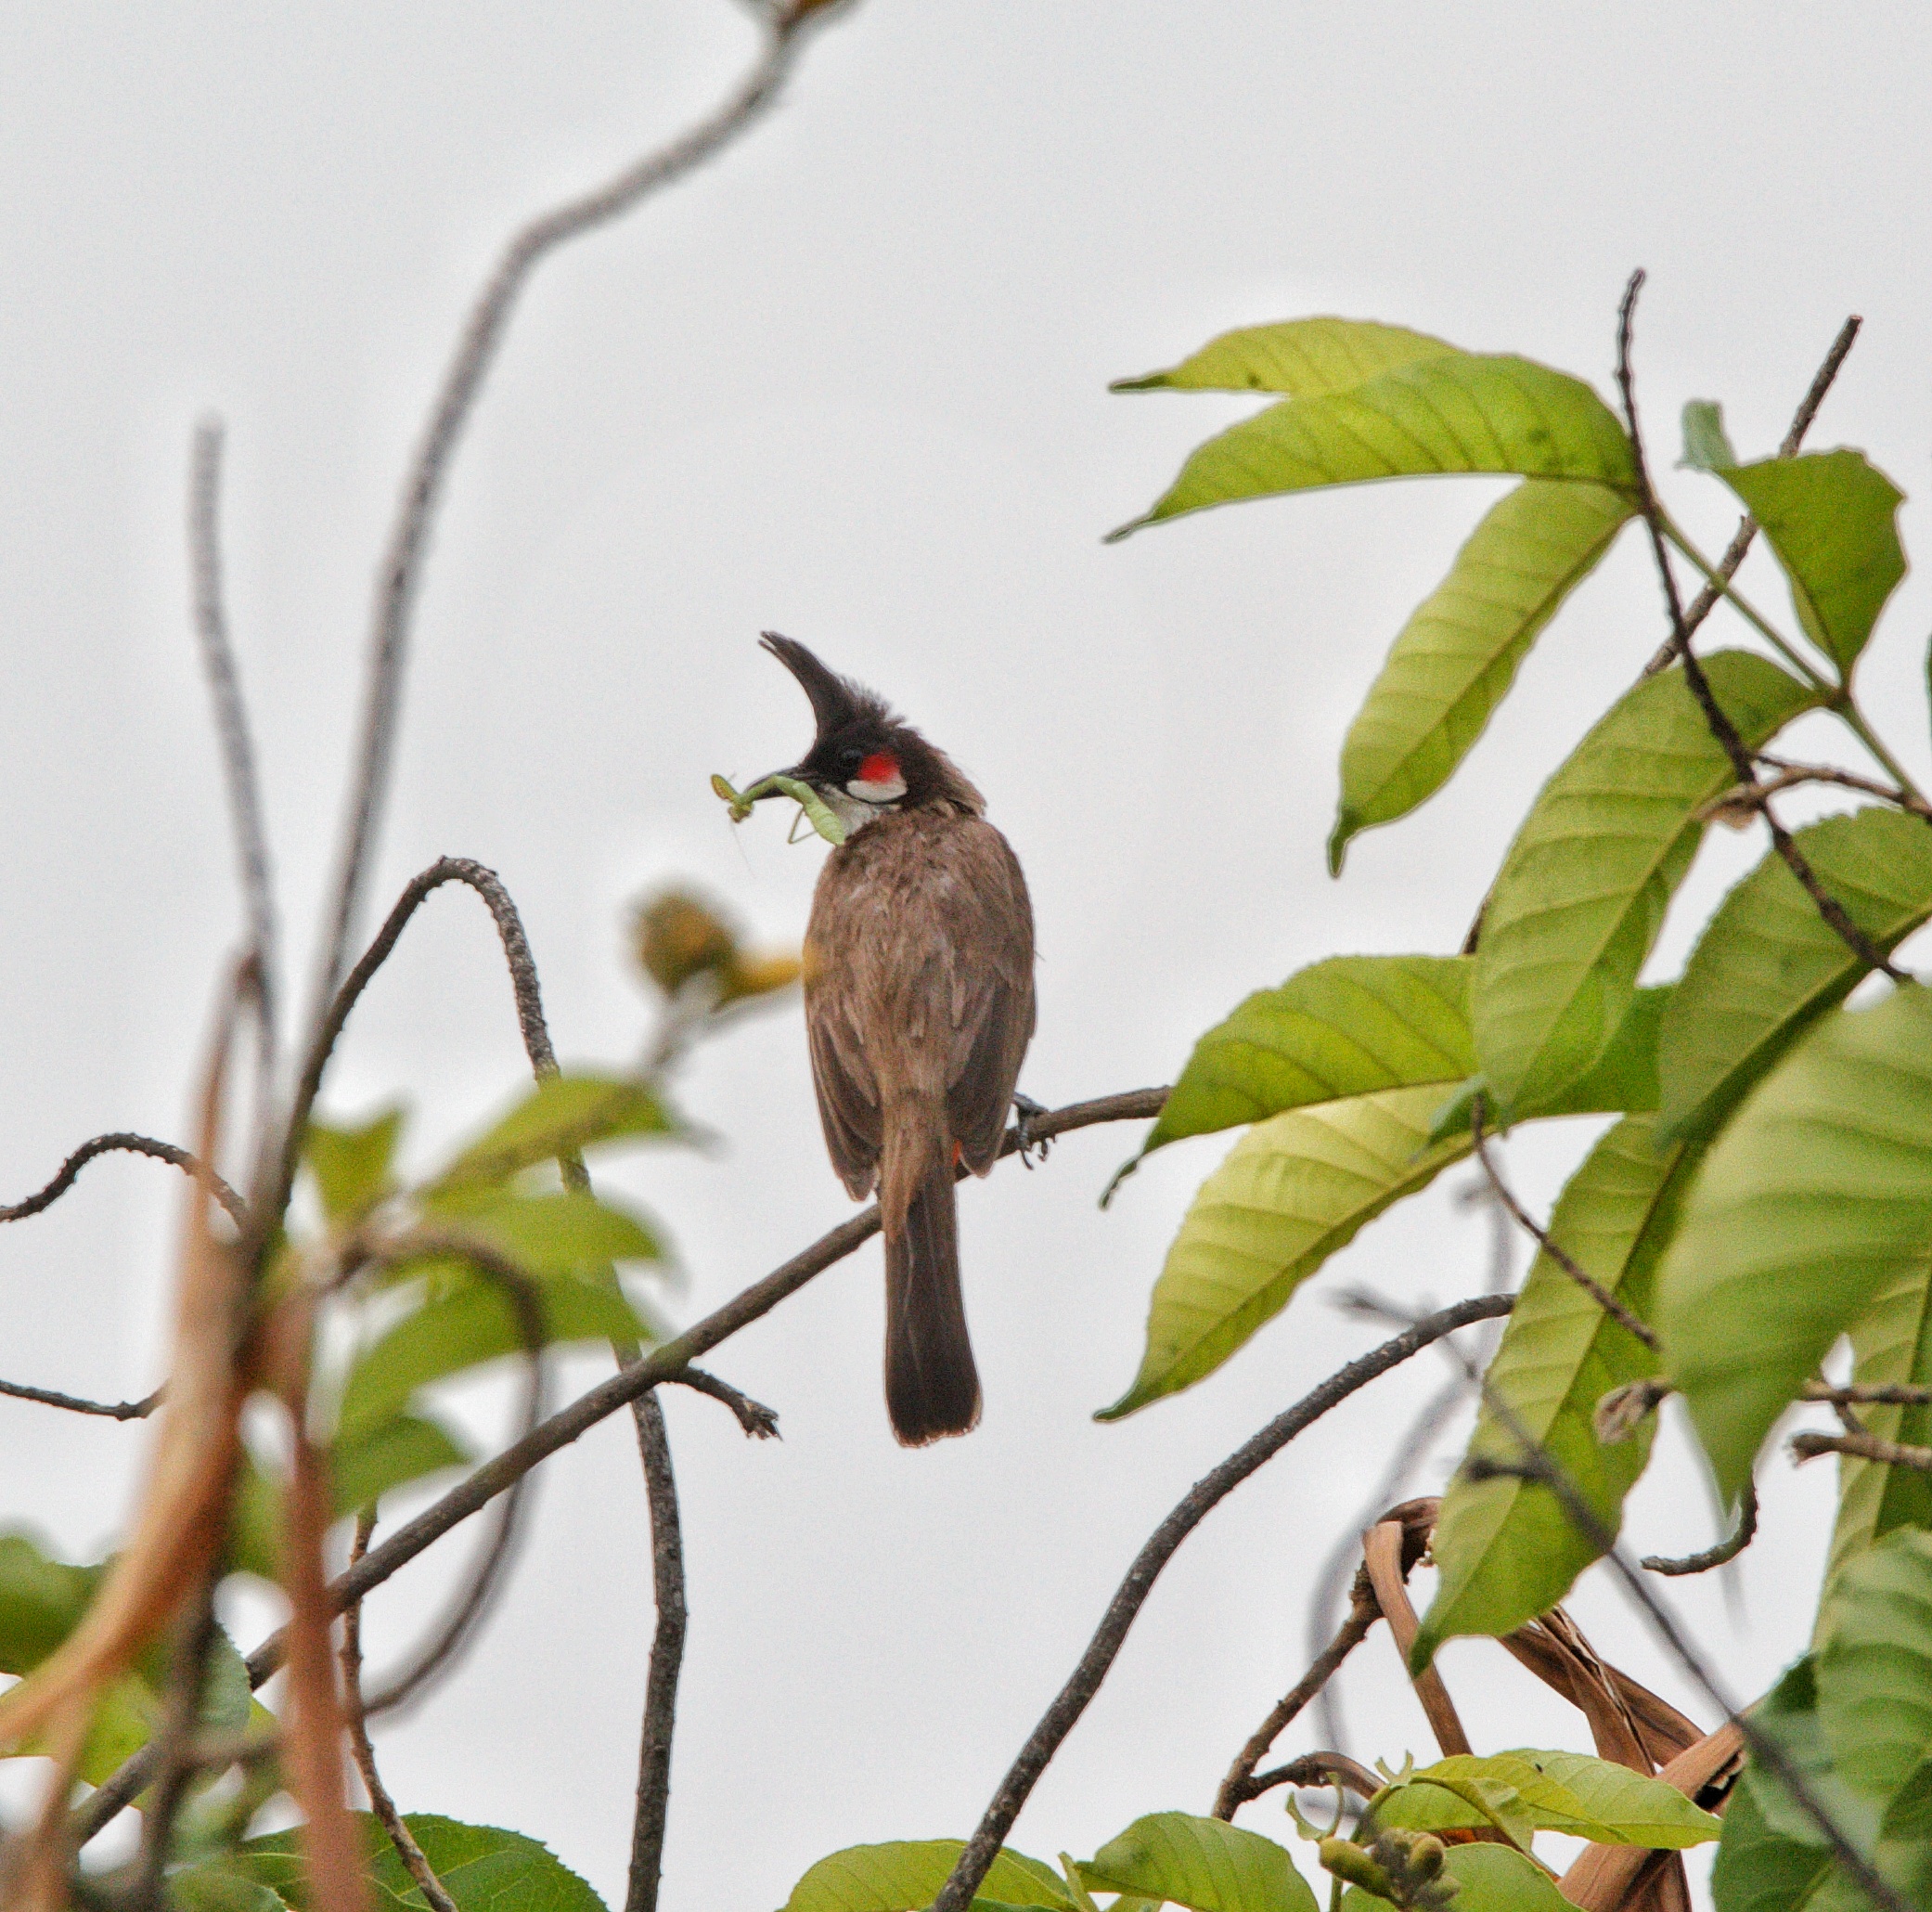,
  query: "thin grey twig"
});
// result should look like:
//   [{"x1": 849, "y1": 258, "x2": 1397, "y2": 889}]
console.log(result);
[
  {"x1": 1792, "y1": 1428, "x2": 1932, "y2": 1472},
  {"x1": 69, "y1": 1086, "x2": 1172, "y2": 1841},
  {"x1": 1642, "y1": 1479, "x2": 1760, "y2": 1575},
  {"x1": 1616, "y1": 272, "x2": 1902, "y2": 984},
  {"x1": 0, "y1": 1130, "x2": 245, "y2": 1227},
  {"x1": 1242, "y1": 1751, "x2": 1382, "y2": 1808},
  {"x1": 189, "y1": 419, "x2": 278, "y2": 1073},
  {"x1": 126, "y1": 1570, "x2": 224, "y2": 1911},
  {"x1": 1804, "y1": 1380, "x2": 1932, "y2": 1407},
  {"x1": 625, "y1": 1389, "x2": 687, "y2": 1912},
  {"x1": 307, "y1": 12, "x2": 820, "y2": 1027},
  {"x1": 929, "y1": 1295, "x2": 1515, "y2": 1912},
  {"x1": 0, "y1": 1377, "x2": 159, "y2": 1421},
  {"x1": 1472, "y1": 1100, "x2": 1657, "y2": 1349},
  {"x1": 1729, "y1": 756, "x2": 1932, "y2": 822},
  {"x1": 342, "y1": 1512, "x2": 458, "y2": 1912},
  {"x1": 1641, "y1": 315, "x2": 1861, "y2": 676},
  {"x1": 670, "y1": 1365, "x2": 779, "y2": 1437}
]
